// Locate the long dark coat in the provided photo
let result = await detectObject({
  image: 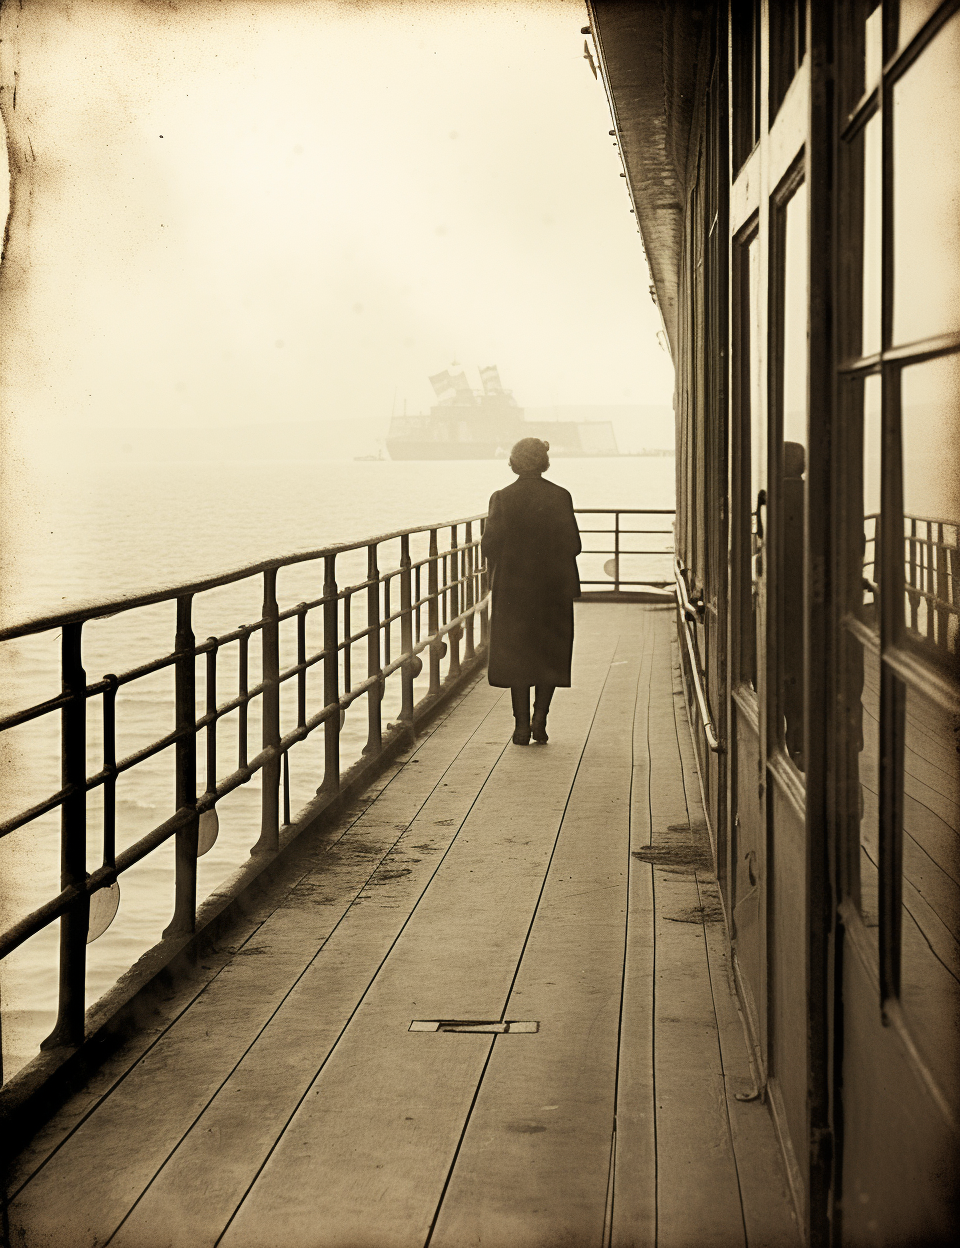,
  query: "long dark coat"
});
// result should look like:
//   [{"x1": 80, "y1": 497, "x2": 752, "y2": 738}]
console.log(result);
[{"x1": 481, "y1": 474, "x2": 581, "y2": 688}]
